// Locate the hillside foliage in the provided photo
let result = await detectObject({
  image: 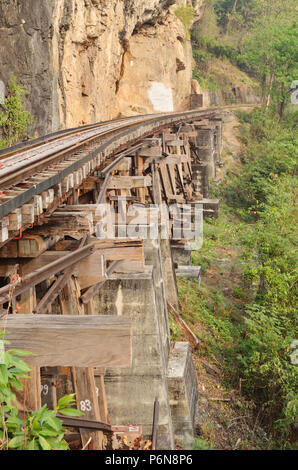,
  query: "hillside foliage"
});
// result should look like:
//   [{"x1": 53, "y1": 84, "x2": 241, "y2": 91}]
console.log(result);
[
  {"x1": 191, "y1": 0, "x2": 298, "y2": 114},
  {"x1": 0, "y1": 76, "x2": 33, "y2": 149}
]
